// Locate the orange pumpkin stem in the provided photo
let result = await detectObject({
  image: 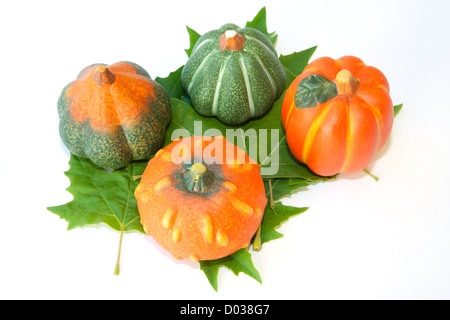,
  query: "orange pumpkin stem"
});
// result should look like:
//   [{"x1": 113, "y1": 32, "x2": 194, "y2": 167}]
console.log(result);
[
  {"x1": 93, "y1": 65, "x2": 116, "y2": 86},
  {"x1": 335, "y1": 69, "x2": 359, "y2": 98},
  {"x1": 219, "y1": 30, "x2": 245, "y2": 51}
]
